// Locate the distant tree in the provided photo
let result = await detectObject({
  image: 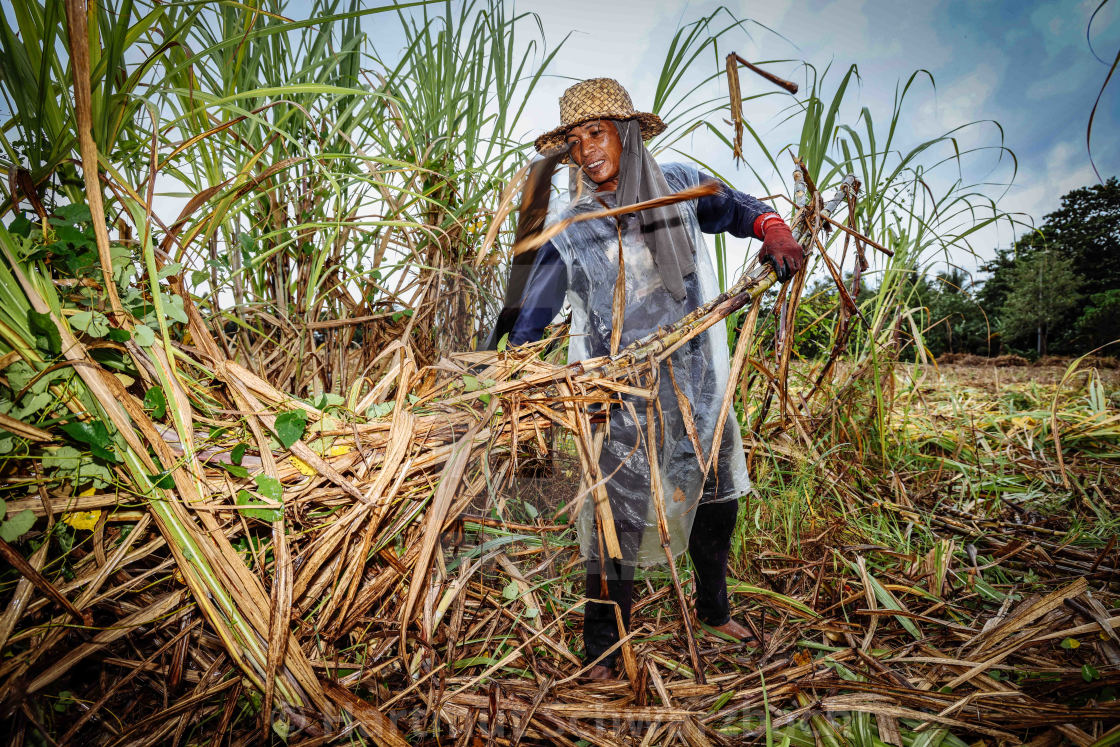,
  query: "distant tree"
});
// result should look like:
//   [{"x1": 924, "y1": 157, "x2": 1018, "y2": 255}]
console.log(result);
[
  {"x1": 999, "y1": 250, "x2": 1081, "y2": 357},
  {"x1": 1077, "y1": 289, "x2": 1120, "y2": 351},
  {"x1": 895, "y1": 268, "x2": 991, "y2": 358},
  {"x1": 1015, "y1": 177, "x2": 1120, "y2": 297},
  {"x1": 976, "y1": 247, "x2": 1016, "y2": 329},
  {"x1": 979, "y1": 177, "x2": 1119, "y2": 354},
  {"x1": 924, "y1": 269, "x2": 992, "y2": 356}
]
